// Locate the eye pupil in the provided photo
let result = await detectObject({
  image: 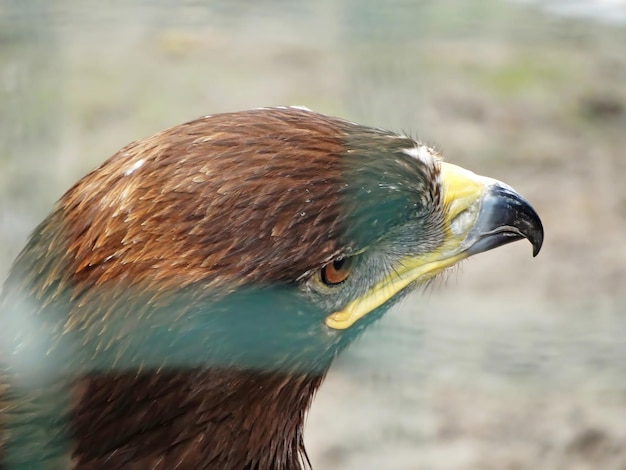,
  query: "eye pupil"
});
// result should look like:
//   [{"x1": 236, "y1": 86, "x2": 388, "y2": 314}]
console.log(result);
[{"x1": 321, "y1": 256, "x2": 352, "y2": 286}]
